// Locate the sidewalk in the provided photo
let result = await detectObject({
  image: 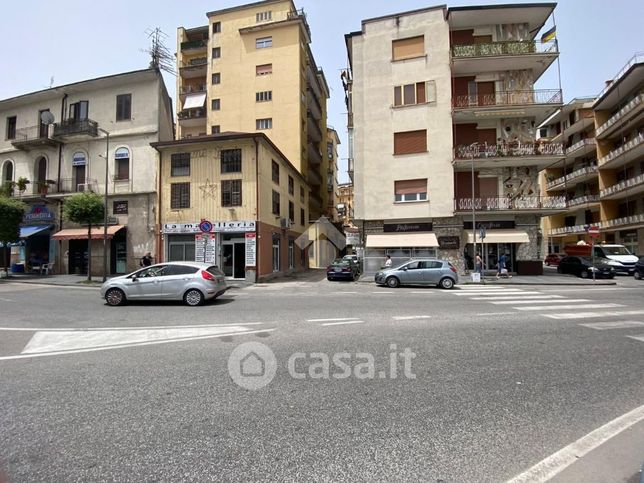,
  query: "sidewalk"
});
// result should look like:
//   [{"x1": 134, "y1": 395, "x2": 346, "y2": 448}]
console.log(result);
[{"x1": 0, "y1": 273, "x2": 104, "y2": 288}]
